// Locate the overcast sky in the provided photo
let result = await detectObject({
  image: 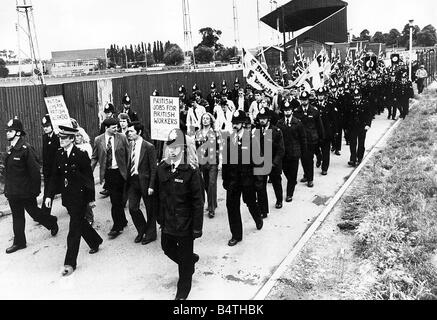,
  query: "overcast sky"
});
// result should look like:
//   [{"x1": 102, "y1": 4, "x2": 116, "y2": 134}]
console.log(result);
[{"x1": 0, "y1": 0, "x2": 436, "y2": 59}]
